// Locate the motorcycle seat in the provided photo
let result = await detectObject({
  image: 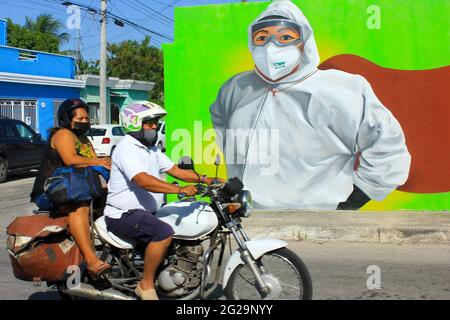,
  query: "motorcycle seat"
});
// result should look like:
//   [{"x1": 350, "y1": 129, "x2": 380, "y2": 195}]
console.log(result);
[{"x1": 94, "y1": 216, "x2": 134, "y2": 250}]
